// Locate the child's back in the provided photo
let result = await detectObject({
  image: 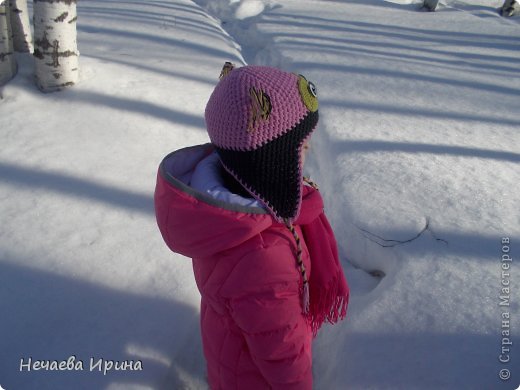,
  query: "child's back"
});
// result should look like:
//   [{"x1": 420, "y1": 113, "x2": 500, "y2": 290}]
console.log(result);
[{"x1": 155, "y1": 65, "x2": 348, "y2": 389}]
